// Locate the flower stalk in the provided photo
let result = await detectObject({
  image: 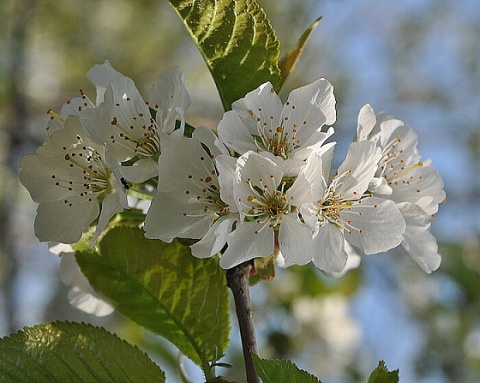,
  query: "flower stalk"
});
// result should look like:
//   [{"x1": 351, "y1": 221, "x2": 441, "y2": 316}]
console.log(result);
[{"x1": 226, "y1": 262, "x2": 260, "y2": 383}]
